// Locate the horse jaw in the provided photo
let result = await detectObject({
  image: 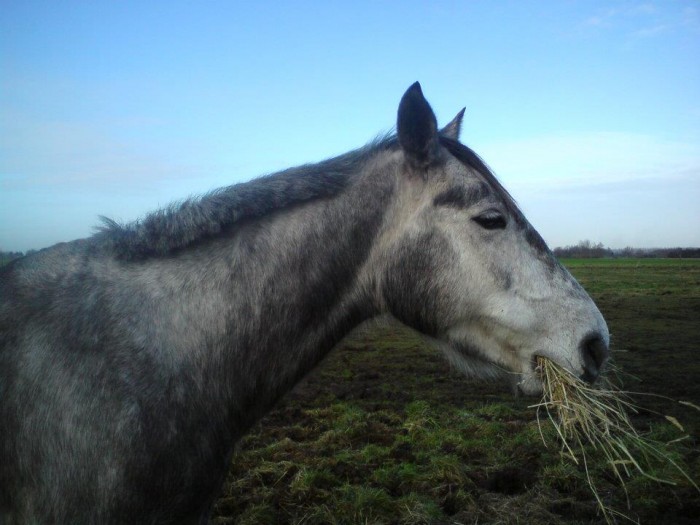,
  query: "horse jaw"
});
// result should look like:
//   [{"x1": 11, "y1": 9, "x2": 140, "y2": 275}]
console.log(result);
[{"x1": 433, "y1": 284, "x2": 610, "y2": 397}]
